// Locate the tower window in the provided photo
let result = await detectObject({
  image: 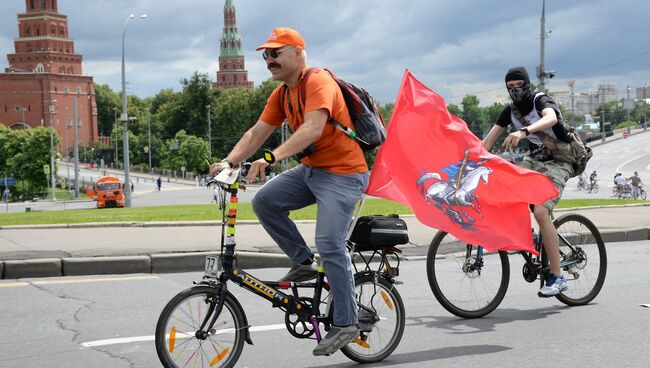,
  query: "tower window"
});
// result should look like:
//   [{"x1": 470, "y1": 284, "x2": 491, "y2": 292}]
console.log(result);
[
  {"x1": 24, "y1": 26, "x2": 30, "y2": 36},
  {"x1": 30, "y1": 0, "x2": 35, "y2": 10},
  {"x1": 41, "y1": 0, "x2": 46, "y2": 9}
]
